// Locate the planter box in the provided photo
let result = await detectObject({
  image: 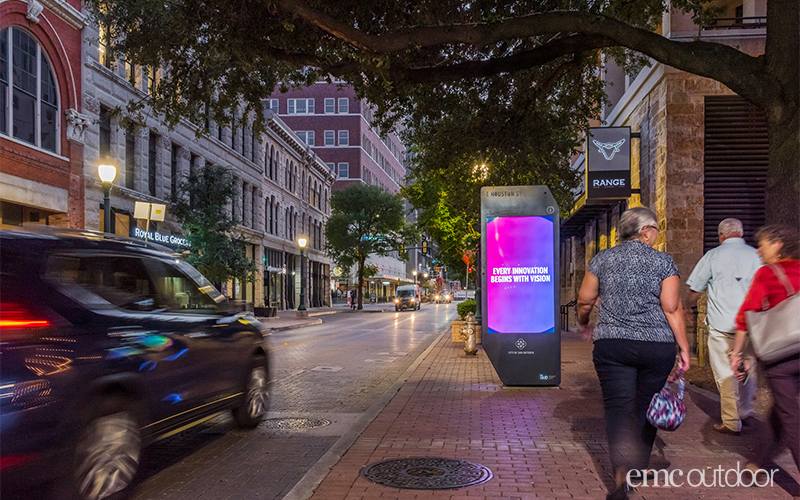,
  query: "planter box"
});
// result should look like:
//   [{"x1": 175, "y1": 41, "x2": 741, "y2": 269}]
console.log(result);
[{"x1": 451, "y1": 320, "x2": 482, "y2": 344}]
